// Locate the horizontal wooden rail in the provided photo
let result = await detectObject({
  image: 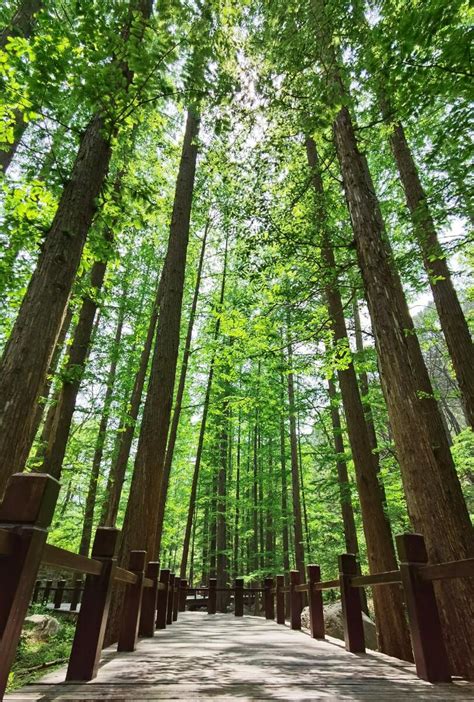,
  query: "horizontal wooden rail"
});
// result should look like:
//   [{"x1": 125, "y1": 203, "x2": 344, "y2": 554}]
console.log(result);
[
  {"x1": 419, "y1": 558, "x2": 474, "y2": 582},
  {"x1": 143, "y1": 577, "x2": 154, "y2": 588},
  {"x1": 294, "y1": 583, "x2": 309, "y2": 593},
  {"x1": 313, "y1": 578, "x2": 340, "y2": 591},
  {"x1": 113, "y1": 566, "x2": 138, "y2": 585},
  {"x1": 42, "y1": 544, "x2": 103, "y2": 576},
  {"x1": 350, "y1": 571, "x2": 401, "y2": 587}
]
